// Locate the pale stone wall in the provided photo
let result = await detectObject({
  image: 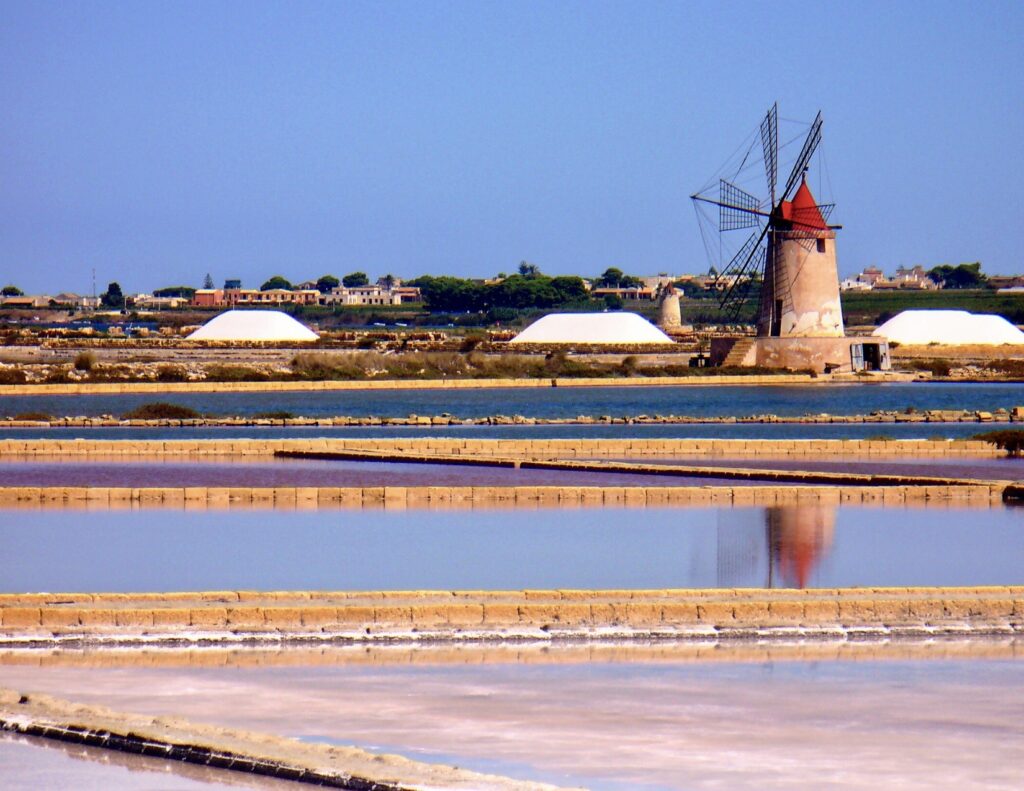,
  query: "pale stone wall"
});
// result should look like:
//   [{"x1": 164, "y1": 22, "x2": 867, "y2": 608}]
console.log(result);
[
  {"x1": 0, "y1": 437, "x2": 1002, "y2": 458},
  {"x1": 2, "y1": 586, "x2": 1020, "y2": 636},
  {"x1": 0, "y1": 483, "x2": 1006, "y2": 509},
  {"x1": 758, "y1": 232, "x2": 845, "y2": 338}
]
